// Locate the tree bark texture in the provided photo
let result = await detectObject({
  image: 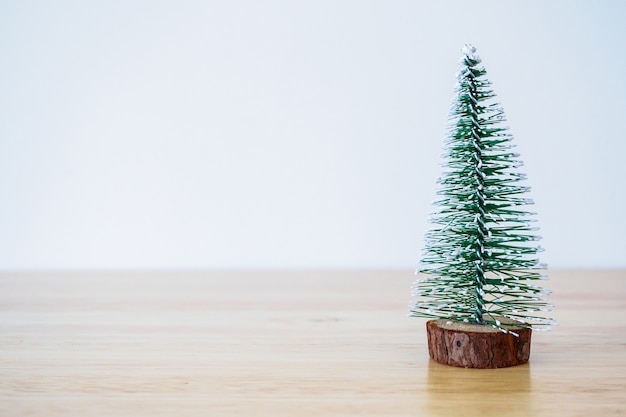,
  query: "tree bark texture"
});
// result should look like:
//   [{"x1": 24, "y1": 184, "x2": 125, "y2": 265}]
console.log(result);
[{"x1": 426, "y1": 319, "x2": 532, "y2": 368}]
